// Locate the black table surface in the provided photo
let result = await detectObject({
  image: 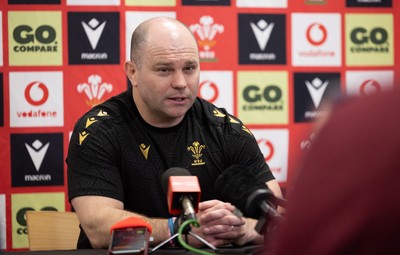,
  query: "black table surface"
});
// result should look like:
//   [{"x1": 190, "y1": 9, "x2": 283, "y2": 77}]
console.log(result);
[{"x1": 3, "y1": 245, "x2": 265, "y2": 255}]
